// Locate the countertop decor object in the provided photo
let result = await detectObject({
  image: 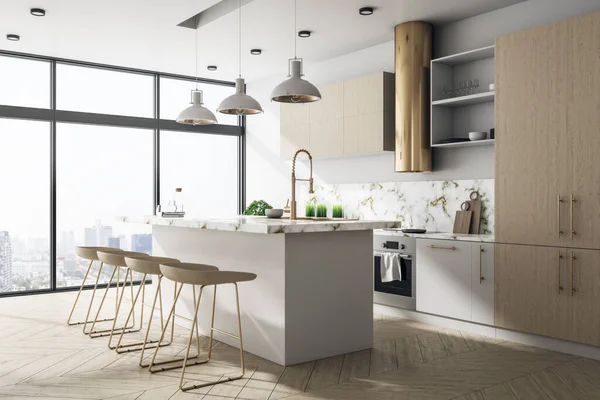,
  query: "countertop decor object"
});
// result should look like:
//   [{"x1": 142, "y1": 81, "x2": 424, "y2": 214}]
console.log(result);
[
  {"x1": 467, "y1": 191, "x2": 482, "y2": 234},
  {"x1": 265, "y1": 209, "x2": 283, "y2": 219},
  {"x1": 243, "y1": 200, "x2": 273, "y2": 216},
  {"x1": 316, "y1": 204, "x2": 327, "y2": 218},
  {"x1": 332, "y1": 204, "x2": 343, "y2": 218},
  {"x1": 453, "y1": 201, "x2": 473, "y2": 234},
  {"x1": 469, "y1": 132, "x2": 487, "y2": 141}
]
